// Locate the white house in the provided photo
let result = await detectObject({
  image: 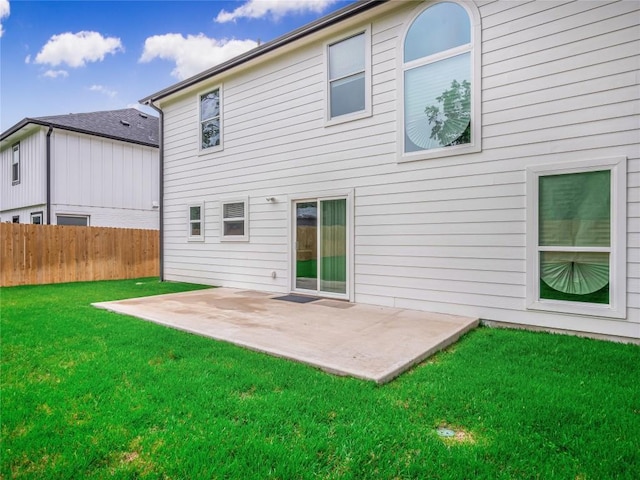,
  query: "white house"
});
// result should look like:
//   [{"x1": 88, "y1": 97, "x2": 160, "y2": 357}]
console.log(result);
[
  {"x1": 0, "y1": 108, "x2": 160, "y2": 229},
  {"x1": 140, "y1": 0, "x2": 639, "y2": 341}
]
